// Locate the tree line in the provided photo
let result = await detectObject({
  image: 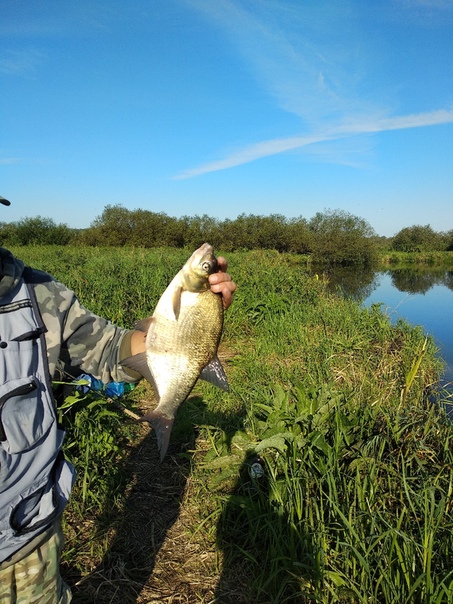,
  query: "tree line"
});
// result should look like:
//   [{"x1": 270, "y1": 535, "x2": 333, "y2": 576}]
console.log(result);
[{"x1": 1, "y1": 205, "x2": 452, "y2": 265}]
